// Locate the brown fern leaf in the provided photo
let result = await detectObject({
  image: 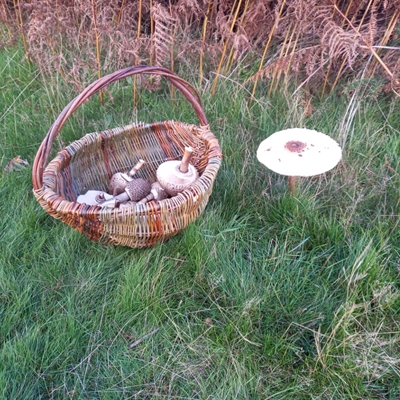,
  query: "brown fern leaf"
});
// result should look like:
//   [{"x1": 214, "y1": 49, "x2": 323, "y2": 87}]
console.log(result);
[
  {"x1": 246, "y1": 45, "x2": 322, "y2": 84},
  {"x1": 212, "y1": 5, "x2": 231, "y2": 43},
  {"x1": 150, "y1": 2, "x2": 176, "y2": 67},
  {"x1": 314, "y1": 6, "x2": 361, "y2": 70},
  {"x1": 363, "y1": 4, "x2": 378, "y2": 48},
  {"x1": 322, "y1": 21, "x2": 360, "y2": 68},
  {"x1": 176, "y1": 0, "x2": 205, "y2": 27},
  {"x1": 232, "y1": 31, "x2": 251, "y2": 61},
  {"x1": 241, "y1": 1, "x2": 275, "y2": 46}
]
